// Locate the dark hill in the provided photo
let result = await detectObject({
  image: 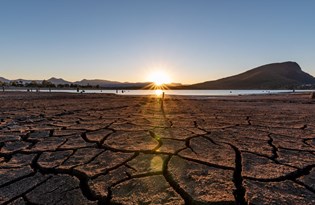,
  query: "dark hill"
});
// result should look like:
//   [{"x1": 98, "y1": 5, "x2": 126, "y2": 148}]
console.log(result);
[
  {"x1": 74, "y1": 79, "x2": 121, "y2": 86},
  {"x1": 188, "y1": 62, "x2": 315, "y2": 89},
  {"x1": 47, "y1": 77, "x2": 71, "y2": 85},
  {"x1": 0, "y1": 77, "x2": 10, "y2": 83}
]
